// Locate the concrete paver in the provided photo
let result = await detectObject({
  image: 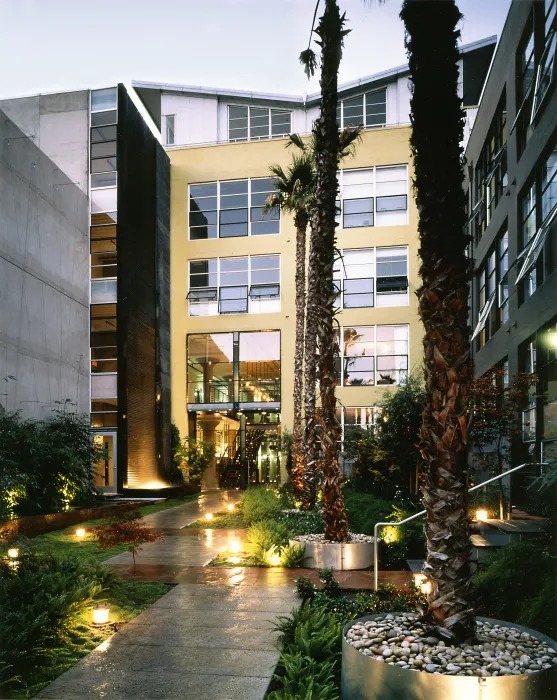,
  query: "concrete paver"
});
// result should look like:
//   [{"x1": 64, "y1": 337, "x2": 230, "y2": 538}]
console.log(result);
[{"x1": 35, "y1": 492, "x2": 296, "y2": 700}]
